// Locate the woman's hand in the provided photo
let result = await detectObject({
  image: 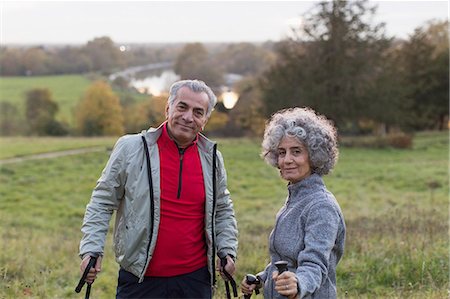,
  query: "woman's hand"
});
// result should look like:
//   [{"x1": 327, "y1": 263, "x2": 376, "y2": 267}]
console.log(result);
[
  {"x1": 240, "y1": 276, "x2": 257, "y2": 296},
  {"x1": 273, "y1": 270, "x2": 298, "y2": 299}
]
